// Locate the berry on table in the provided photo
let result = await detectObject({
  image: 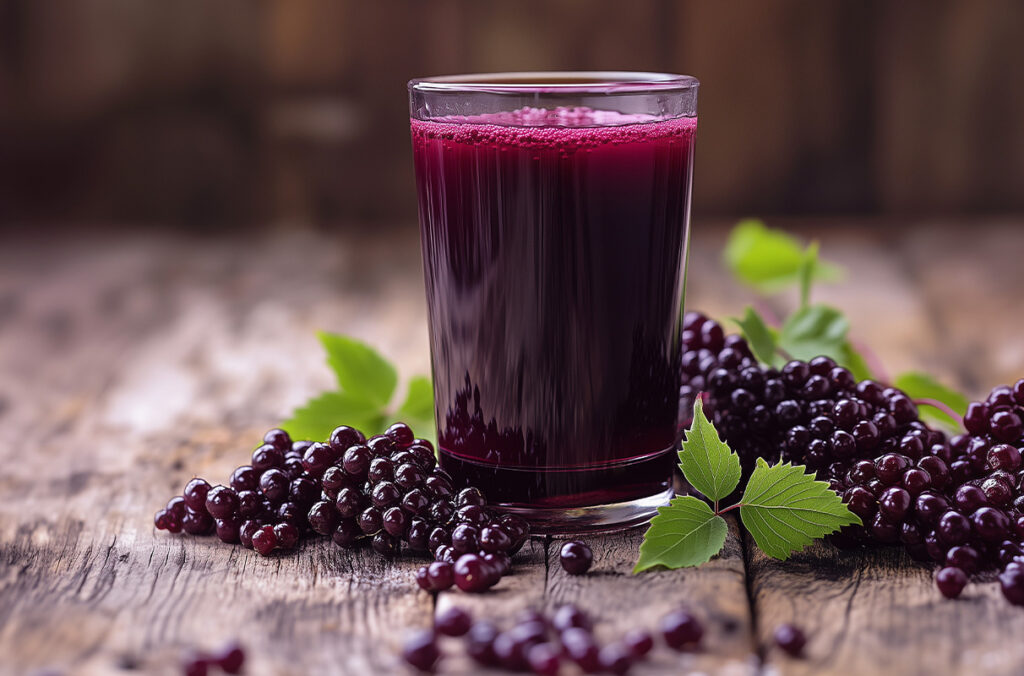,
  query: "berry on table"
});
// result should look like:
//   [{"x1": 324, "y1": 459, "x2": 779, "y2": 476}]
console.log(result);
[
  {"x1": 773, "y1": 623, "x2": 807, "y2": 657},
  {"x1": 401, "y1": 630, "x2": 441, "y2": 672},
  {"x1": 661, "y1": 609, "x2": 703, "y2": 650},
  {"x1": 559, "y1": 540, "x2": 593, "y2": 575}
]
